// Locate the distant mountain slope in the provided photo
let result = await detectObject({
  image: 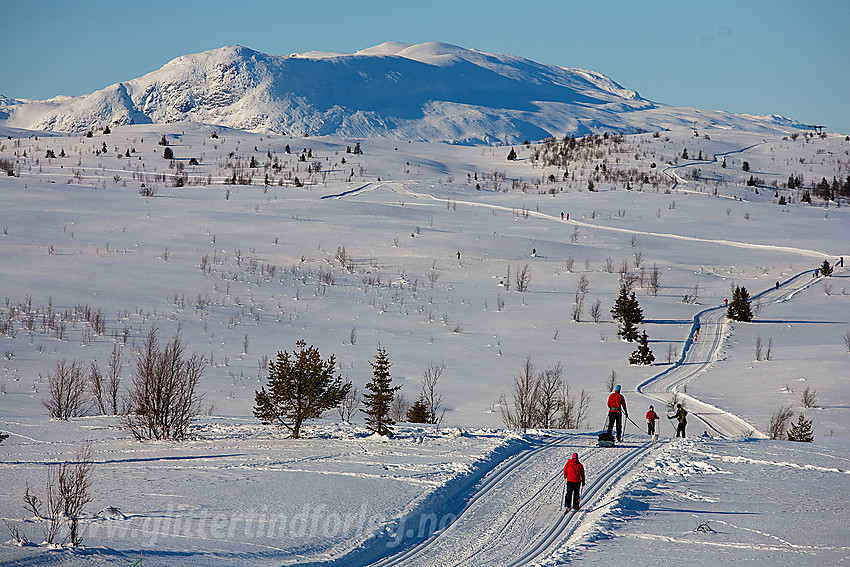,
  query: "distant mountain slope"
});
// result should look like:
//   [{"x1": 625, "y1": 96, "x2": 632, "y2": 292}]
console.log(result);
[{"x1": 0, "y1": 42, "x2": 803, "y2": 143}]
